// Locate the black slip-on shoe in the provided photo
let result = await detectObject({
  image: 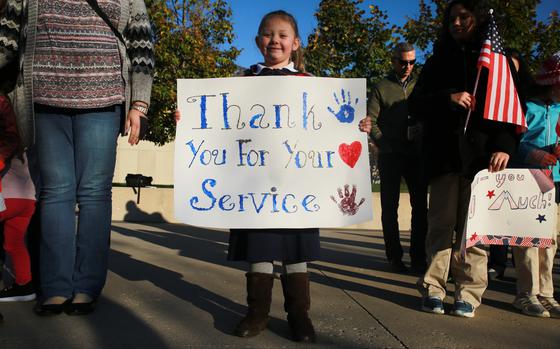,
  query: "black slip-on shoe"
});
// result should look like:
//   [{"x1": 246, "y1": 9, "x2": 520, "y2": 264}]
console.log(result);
[
  {"x1": 65, "y1": 299, "x2": 97, "y2": 316},
  {"x1": 34, "y1": 299, "x2": 70, "y2": 316}
]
